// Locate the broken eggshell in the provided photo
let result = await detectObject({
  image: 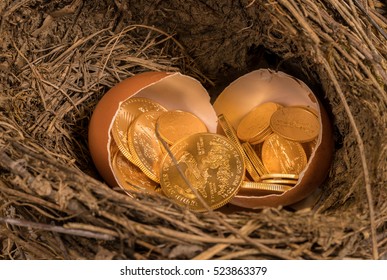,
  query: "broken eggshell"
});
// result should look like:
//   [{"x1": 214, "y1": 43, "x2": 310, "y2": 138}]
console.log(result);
[
  {"x1": 88, "y1": 72, "x2": 217, "y2": 188},
  {"x1": 213, "y1": 69, "x2": 334, "y2": 208},
  {"x1": 89, "y1": 69, "x2": 333, "y2": 209}
]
